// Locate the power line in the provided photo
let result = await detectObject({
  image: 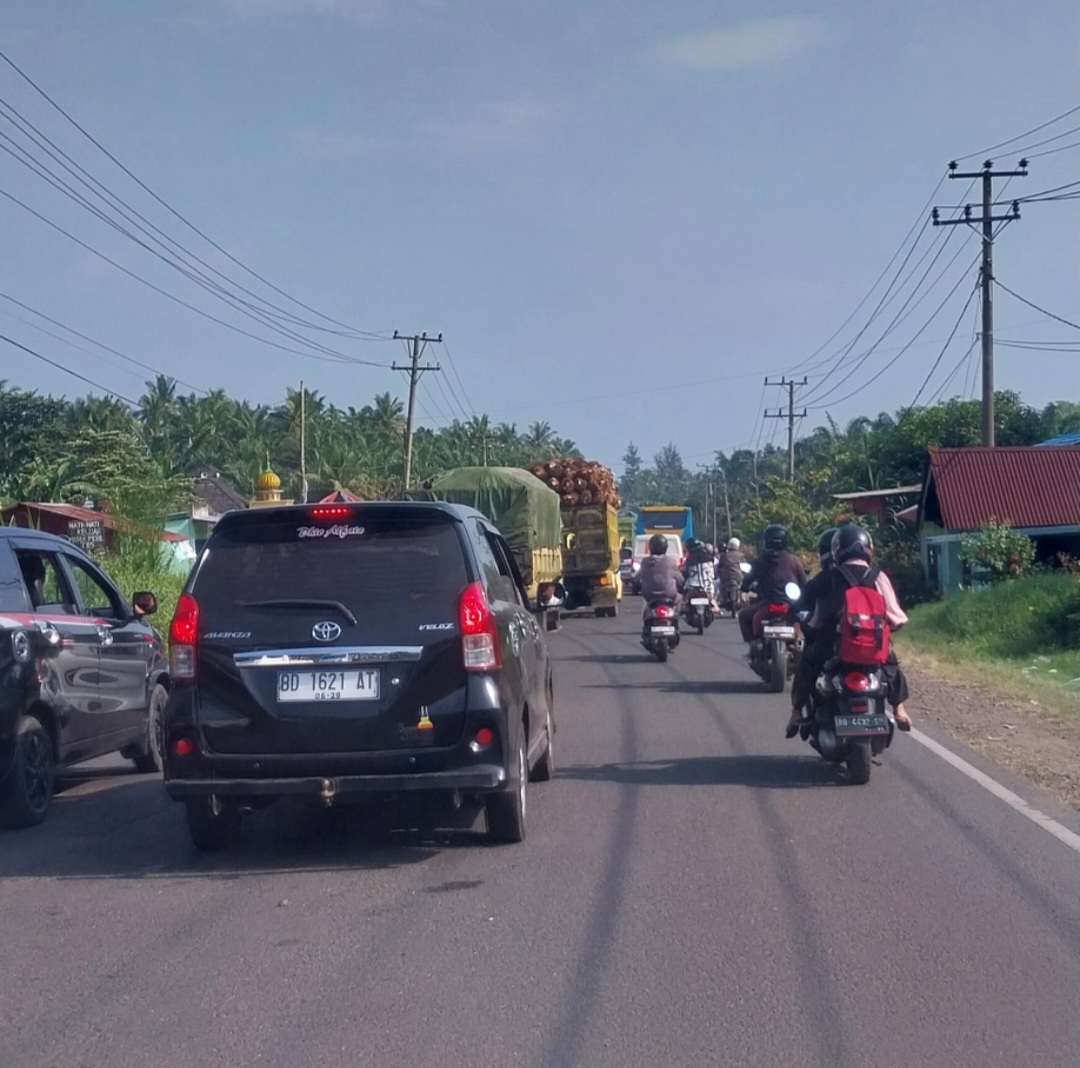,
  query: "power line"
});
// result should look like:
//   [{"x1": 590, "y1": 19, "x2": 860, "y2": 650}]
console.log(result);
[
  {"x1": 802, "y1": 228, "x2": 977, "y2": 407},
  {"x1": 899, "y1": 279, "x2": 981, "y2": 415},
  {"x1": 0, "y1": 185, "x2": 391, "y2": 367},
  {"x1": 441, "y1": 339, "x2": 477, "y2": 418},
  {"x1": 0, "y1": 47, "x2": 390, "y2": 340},
  {"x1": 954, "y1": 103, "x2": 1080, "y2": 161},
  {"x1": 0, "y1": 129, "x2": 394, "y2": 366},
  {"x1": 786, "y1": 172, "x2": 948, "y2": 374},
  {"x1": 994, "y1": 279, "x2": 1080, "y2": 331},
  {"x1": 1023, "y1": 139, "x2": 1080, "y2": 160},
  {"x1": 0, "y1": 332, "x2": 138, "y2": 404},
  {"x1": 805, "y1": 254, "x2": 983, "y2": 411},
  {"x1": 0, "y1": 289, "x2": 204, "y2": 392}
]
